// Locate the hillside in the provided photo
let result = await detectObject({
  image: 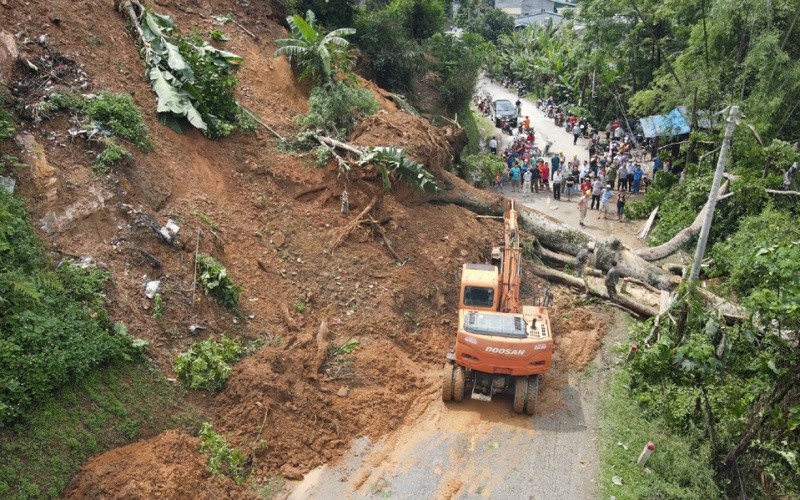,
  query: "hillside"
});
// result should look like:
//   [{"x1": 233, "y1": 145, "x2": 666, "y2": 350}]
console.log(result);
[{"x1": 0, "y1": 0, "x2": 531, "y2": 496}]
